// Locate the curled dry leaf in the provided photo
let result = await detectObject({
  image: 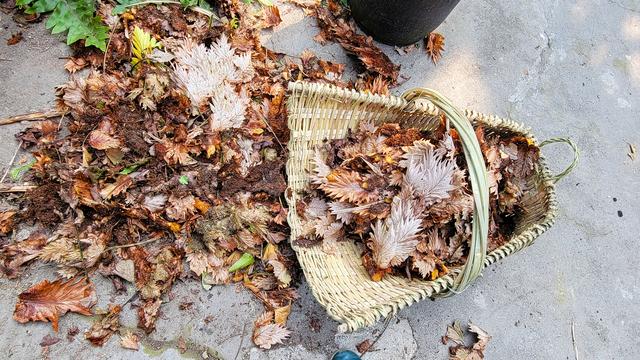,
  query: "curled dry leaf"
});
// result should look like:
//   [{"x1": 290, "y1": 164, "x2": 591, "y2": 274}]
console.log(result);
[
  {"x1": 425, "y1": 32, "x2": 445, "y2": 64},
  {"x1": 356, "y1": 339, "x2": 373, "y2": 354},
  {"x1": 444, "y1": 321, "x2": 492, "y2": 360},
  {"x1": 138, "y1": 298, "x2": 162, "y2": 334},
  {"x1": 85, "y1": 305, "x2": 122, "y2": 346},
  {"x1": 262, "y1": 6, "x2": 282, "y2": 28},
  {"x1": 7, "y1": 32, "x2": 23, "y2": 45},
  {"x1": 0, "y1": 210, "x2": 17, "y2": 236},
  {"x1": 13, "y1": 277, "x2": 97, "y2": 331},
  {"x1": 120, "y1": 331, "x2": 140, "y2": 350},
  {"x1": 64, "y1": 57, "x2": 89, "y2": 73},
  {"x1": 0, "y1": 233, "x2": 47, "y2": 278}
]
